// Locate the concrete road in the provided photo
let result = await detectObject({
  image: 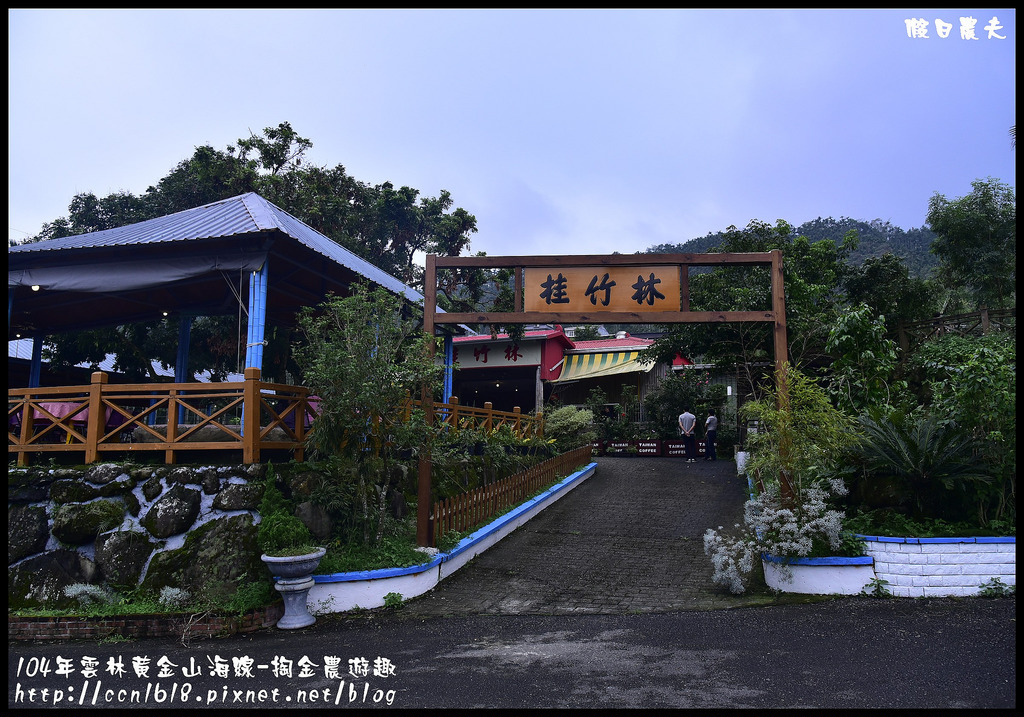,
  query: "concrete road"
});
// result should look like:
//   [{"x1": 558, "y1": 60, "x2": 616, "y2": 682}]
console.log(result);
[{"x1": 8, "y1": 457, "x2": 1016, "y2": 709}]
